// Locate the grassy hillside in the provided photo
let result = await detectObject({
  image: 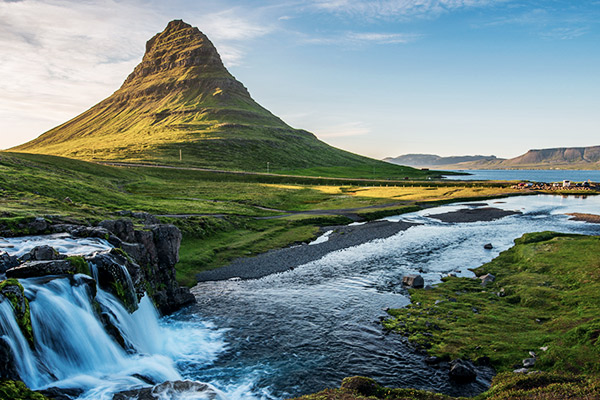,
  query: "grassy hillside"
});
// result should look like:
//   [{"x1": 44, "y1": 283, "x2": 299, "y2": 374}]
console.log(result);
[
  {"x1": 12, "y1": 20, "x2": 429, "y2": 178},
  {"x1": 0, "y1": 152, "x2": 519, "y2": 286}
]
